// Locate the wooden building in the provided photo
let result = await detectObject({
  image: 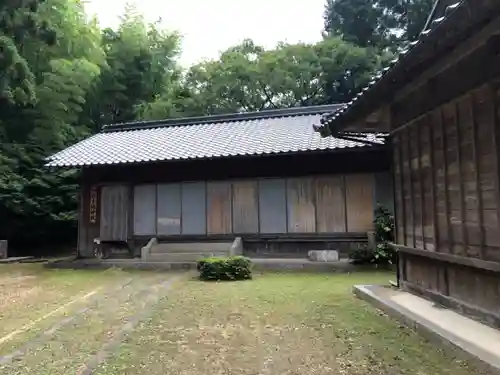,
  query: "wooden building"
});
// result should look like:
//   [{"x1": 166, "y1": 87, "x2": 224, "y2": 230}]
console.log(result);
[
  {"x1": 47, "y1": 105, "x2": 391, "y2": 259},
  {"x1": 315, "y1": 0, "x2": 500, "y2": 327}
]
